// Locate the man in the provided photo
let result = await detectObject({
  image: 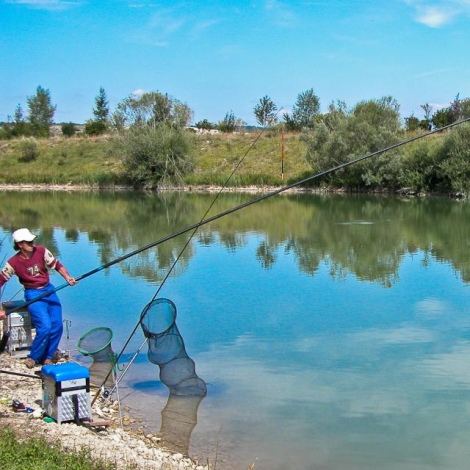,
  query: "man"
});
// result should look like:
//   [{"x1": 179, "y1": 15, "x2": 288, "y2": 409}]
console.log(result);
[{"x1": 0, "y1": 228, "x2": 77, "y2": 368}]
